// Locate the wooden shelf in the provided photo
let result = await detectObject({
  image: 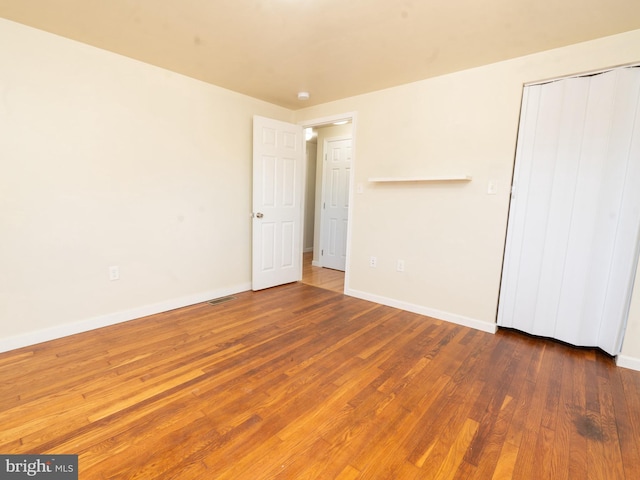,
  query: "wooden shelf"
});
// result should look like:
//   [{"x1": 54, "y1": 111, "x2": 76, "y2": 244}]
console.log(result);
[{"x1": 368, "y1": 175, "x2": 472, "y2": 183}]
